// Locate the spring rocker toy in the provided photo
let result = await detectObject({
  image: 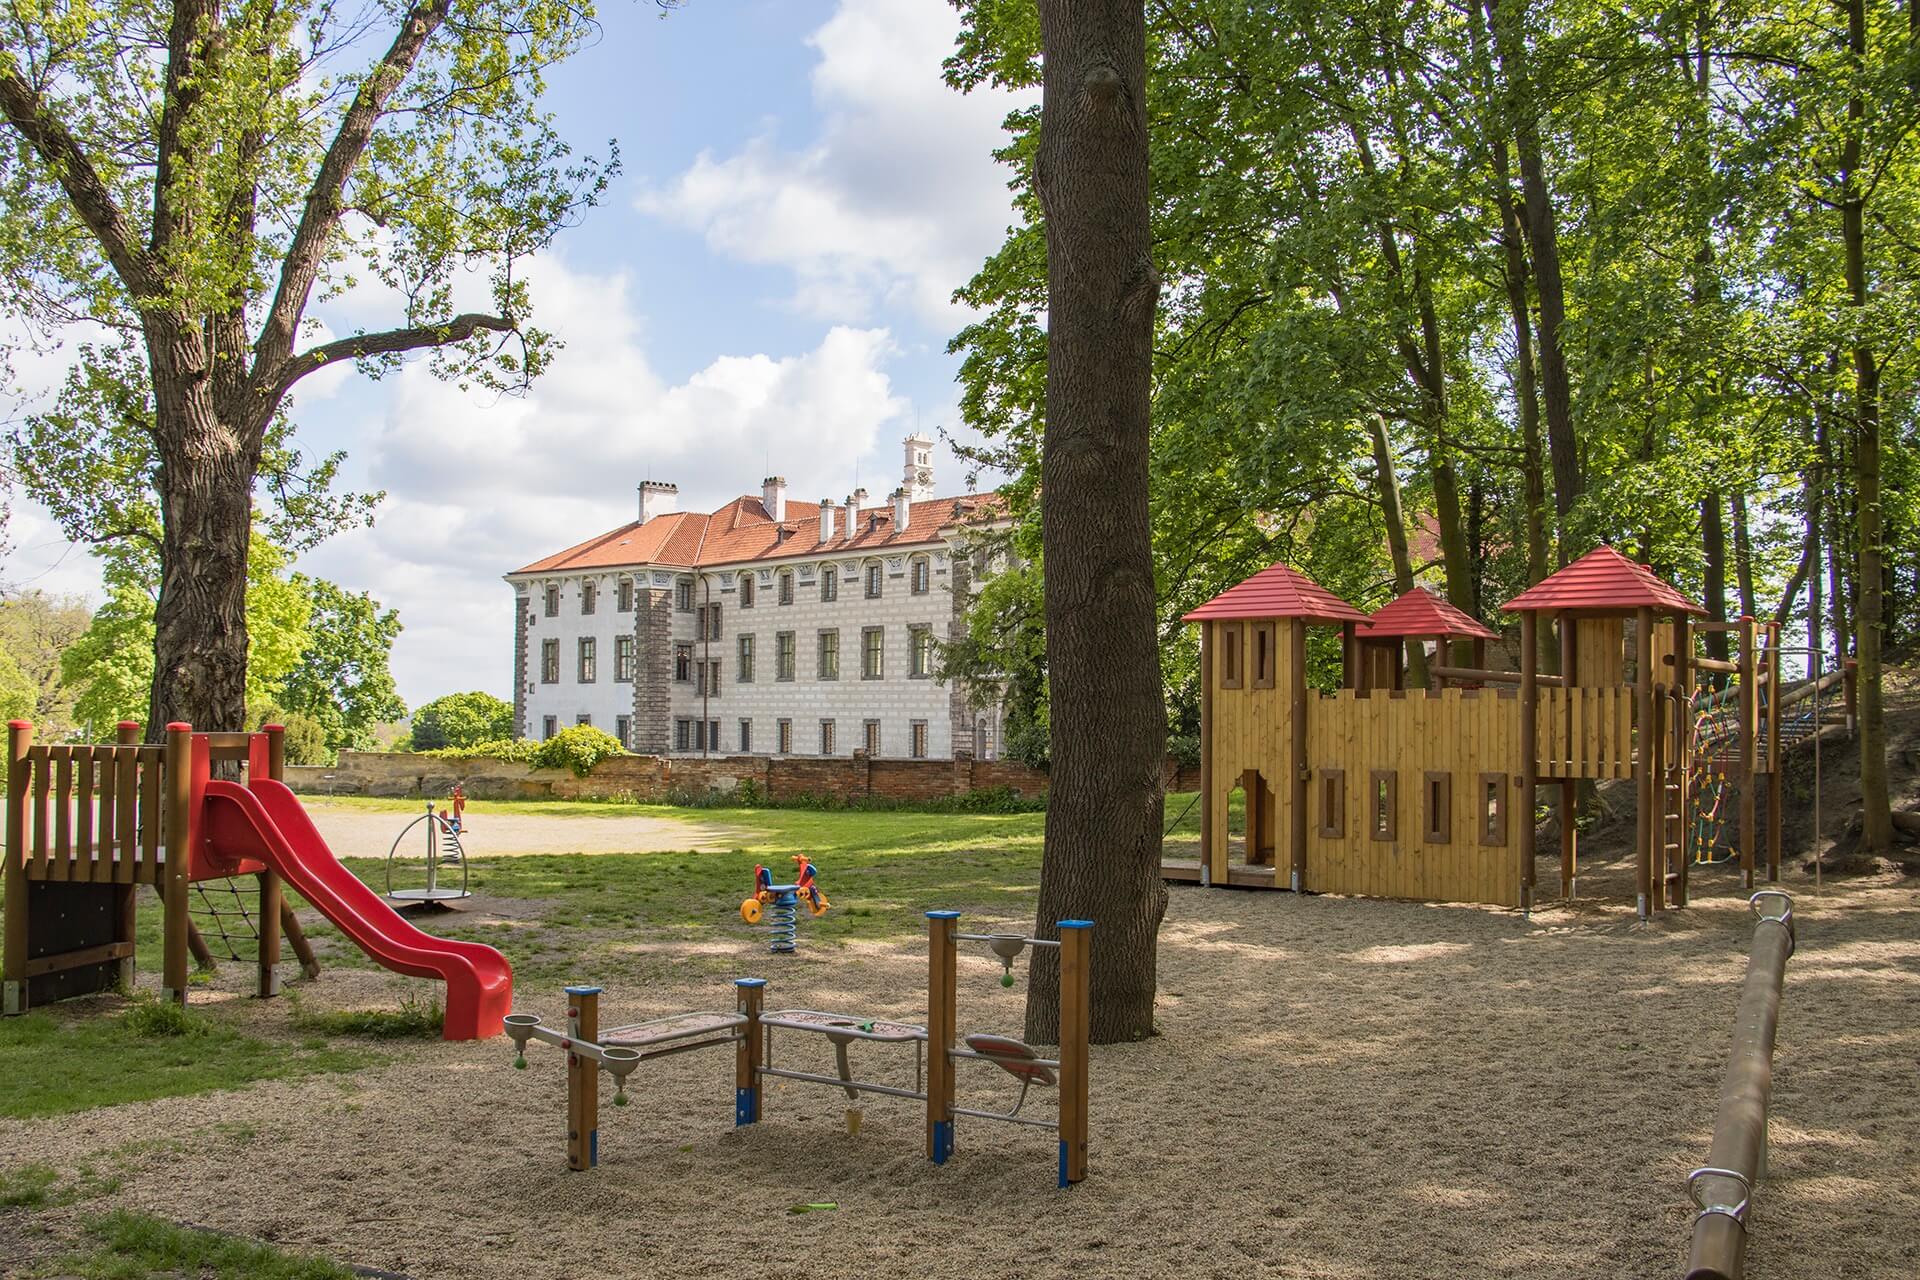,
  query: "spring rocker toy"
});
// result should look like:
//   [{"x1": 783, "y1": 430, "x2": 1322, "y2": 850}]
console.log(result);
[
  {"x1": 501, "y1": 910, "x2": 1093, "y2": 1186},
  {"x1": 739, "y1": 855, "x2": 828, "y2": 952}
]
